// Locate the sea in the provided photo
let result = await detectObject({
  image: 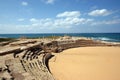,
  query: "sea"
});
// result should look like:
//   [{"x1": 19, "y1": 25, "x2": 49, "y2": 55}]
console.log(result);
[{"x1": 0, "y1": 33, "x2": 120, "y2": 43}]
